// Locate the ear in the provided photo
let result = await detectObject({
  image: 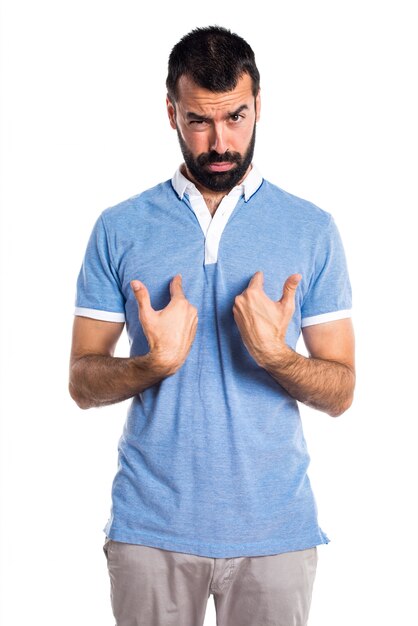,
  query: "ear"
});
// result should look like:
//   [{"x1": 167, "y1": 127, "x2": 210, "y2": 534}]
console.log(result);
[
  {"x1": 166, "y1": 95, "x2": 177, "y2": 129},
  {"x1": 255, "y1": 88, "x2": 261, "y2": 122}
]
